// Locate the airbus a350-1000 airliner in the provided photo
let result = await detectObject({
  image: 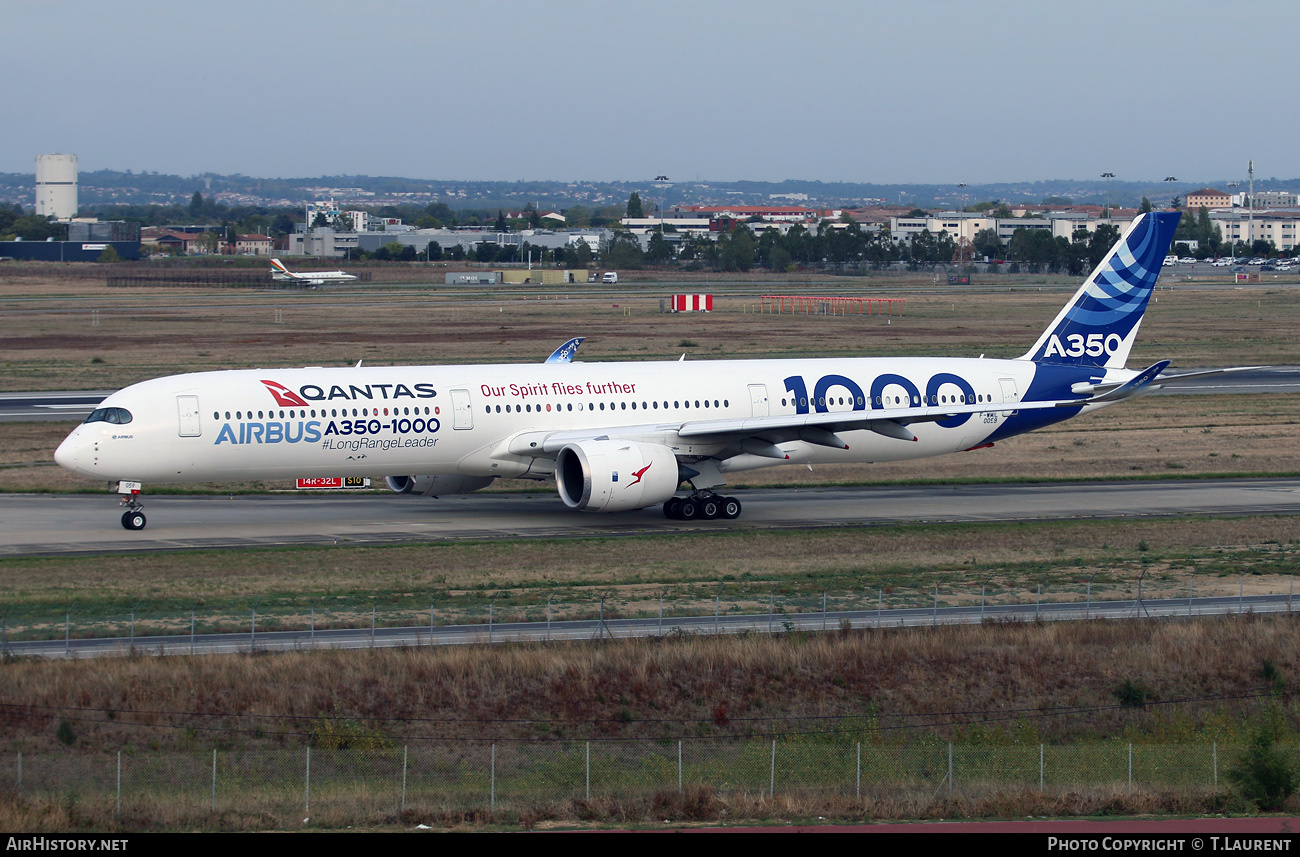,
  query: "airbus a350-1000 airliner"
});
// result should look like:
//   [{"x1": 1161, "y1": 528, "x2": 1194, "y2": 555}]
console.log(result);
[{"x1": 57, "y1": 212, "x2": 1248, "y2": 530}]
